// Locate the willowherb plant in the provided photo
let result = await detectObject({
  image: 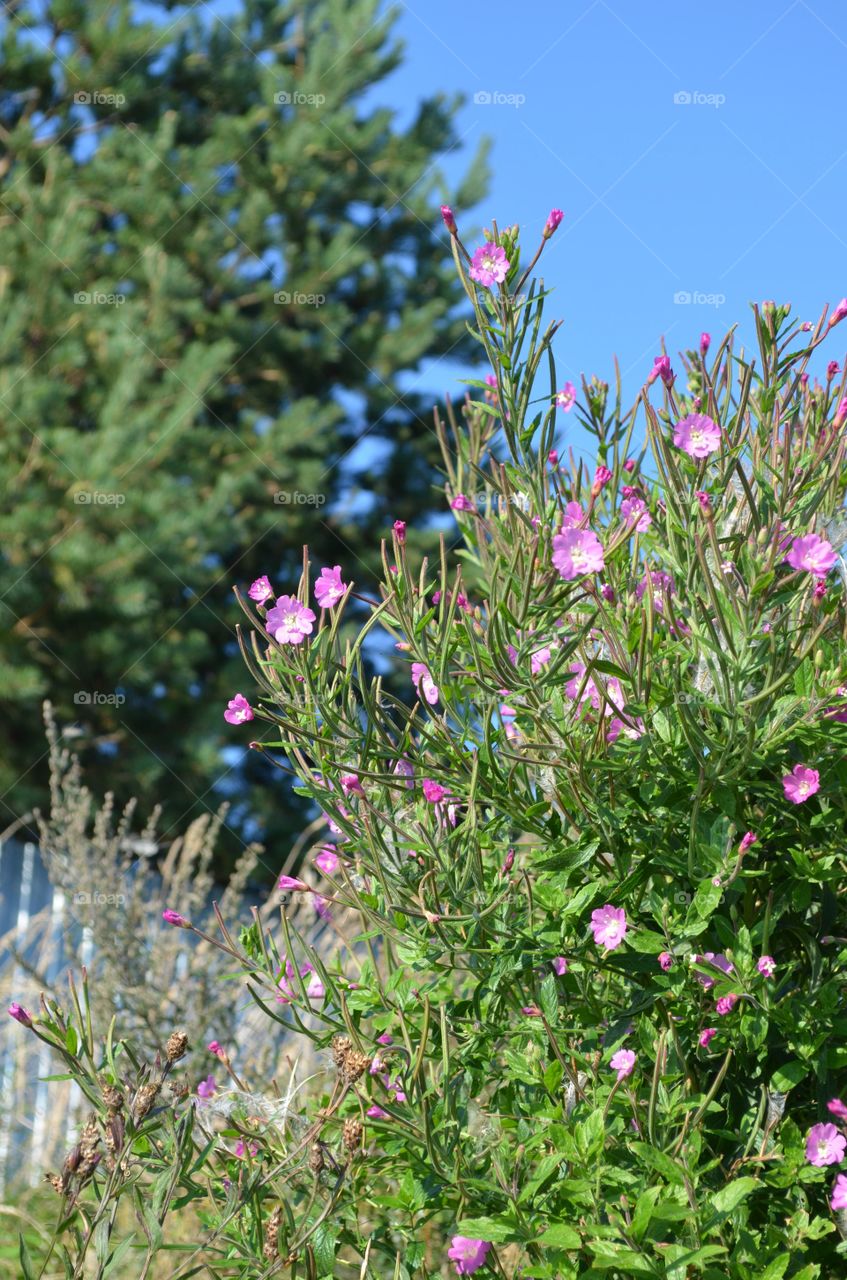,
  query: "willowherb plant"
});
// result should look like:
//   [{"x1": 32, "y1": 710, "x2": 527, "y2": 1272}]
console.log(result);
[{"x1": 14, "y1": 208, "x2": 847, "y2": 1278}]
